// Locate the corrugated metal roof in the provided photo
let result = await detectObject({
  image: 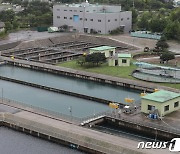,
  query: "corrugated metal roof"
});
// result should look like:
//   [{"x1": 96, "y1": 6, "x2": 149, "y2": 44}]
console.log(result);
[
  {"x1": 90, "y1": 46, "x2": 116, "y2": 51},
  {"x1": 142, "y1": 90, "x2": 180, "y2": 103},
  {"x1": 118, "y1": 53, "x2": 131, "y2": 58}
]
